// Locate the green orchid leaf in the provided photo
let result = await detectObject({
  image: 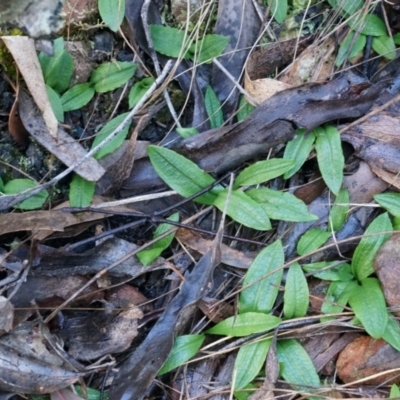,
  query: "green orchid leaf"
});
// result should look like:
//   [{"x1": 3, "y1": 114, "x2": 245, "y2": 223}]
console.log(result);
[
  {"x1": 91, "y1": 61, "x2": 137, "y2": 93},
  {"x1": 297, "y1": 229, "x2": 331, "y2": 256},
  {"x1": 61, "y1": 83, "x2": 95, "y2": 112},
  {"x1": 69, "y1": 174, "x2": 95, "y2": 208},
  {"x1": 99, "y1": 0, "x2": 125, "y2": 32},
  {"x1": 4, "y1": 179, "x2": 48, "y2": 210},
  {"x1": 329, "y1": 188, "x2": 349, "y2": 231}
]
